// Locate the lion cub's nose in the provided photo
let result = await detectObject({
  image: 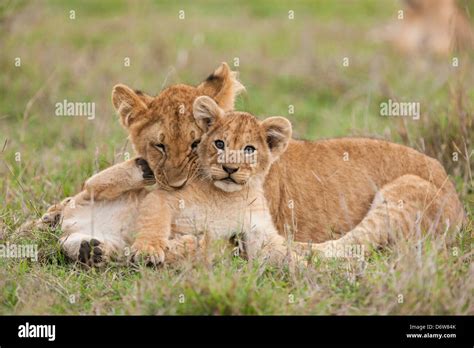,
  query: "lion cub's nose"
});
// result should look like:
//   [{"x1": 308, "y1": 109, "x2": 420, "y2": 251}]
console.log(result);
[{"x1": 223, "y1": 166, "x2": 239, "y2": 174}]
